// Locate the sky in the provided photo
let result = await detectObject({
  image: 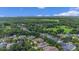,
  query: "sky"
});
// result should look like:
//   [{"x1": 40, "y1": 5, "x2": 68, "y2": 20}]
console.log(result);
[{"x1": 0, "y1": 7, "x2": 79, "y2": 17}]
